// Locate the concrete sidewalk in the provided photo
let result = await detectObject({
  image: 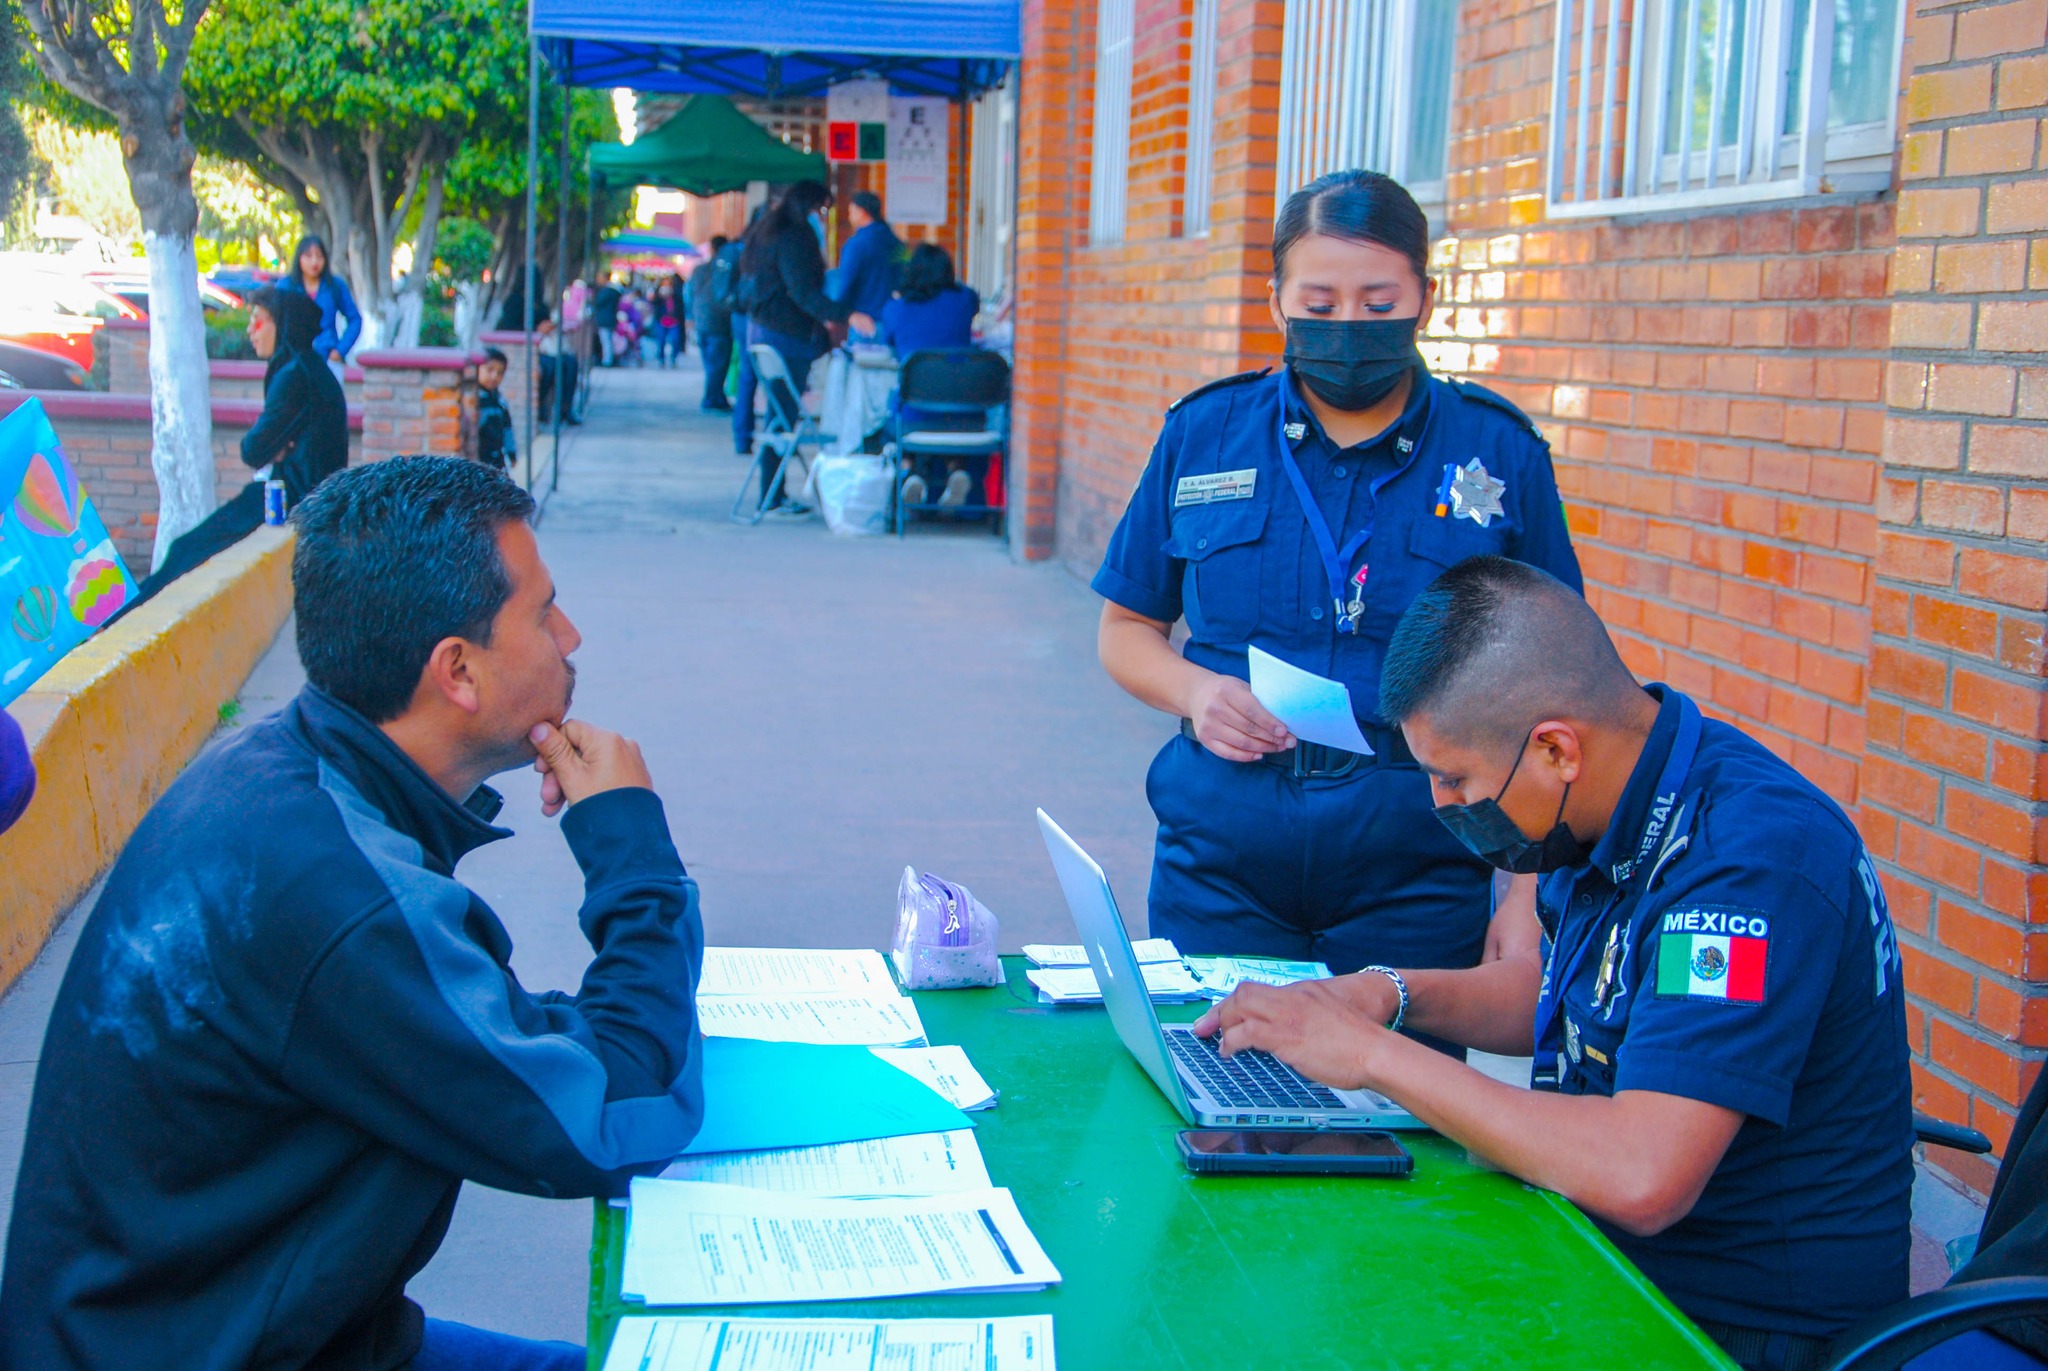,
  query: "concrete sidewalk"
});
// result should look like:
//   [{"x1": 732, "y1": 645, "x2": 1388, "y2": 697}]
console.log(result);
[{"x1": 0, "y1": 356, "x2": 1169, "y2": 1339}]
